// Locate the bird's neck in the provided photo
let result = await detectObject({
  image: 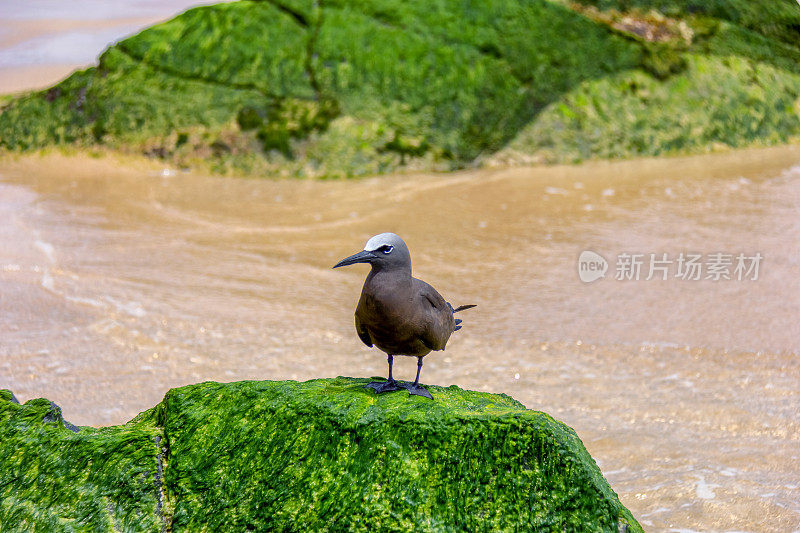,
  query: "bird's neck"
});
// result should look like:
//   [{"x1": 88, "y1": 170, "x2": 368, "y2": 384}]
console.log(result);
[
  {"x1": 366, "y1": 265, "x2": 412, "y2": 287},
  {"x1": 369, "y1": 263, "x2": 411, "y2": 276}
]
